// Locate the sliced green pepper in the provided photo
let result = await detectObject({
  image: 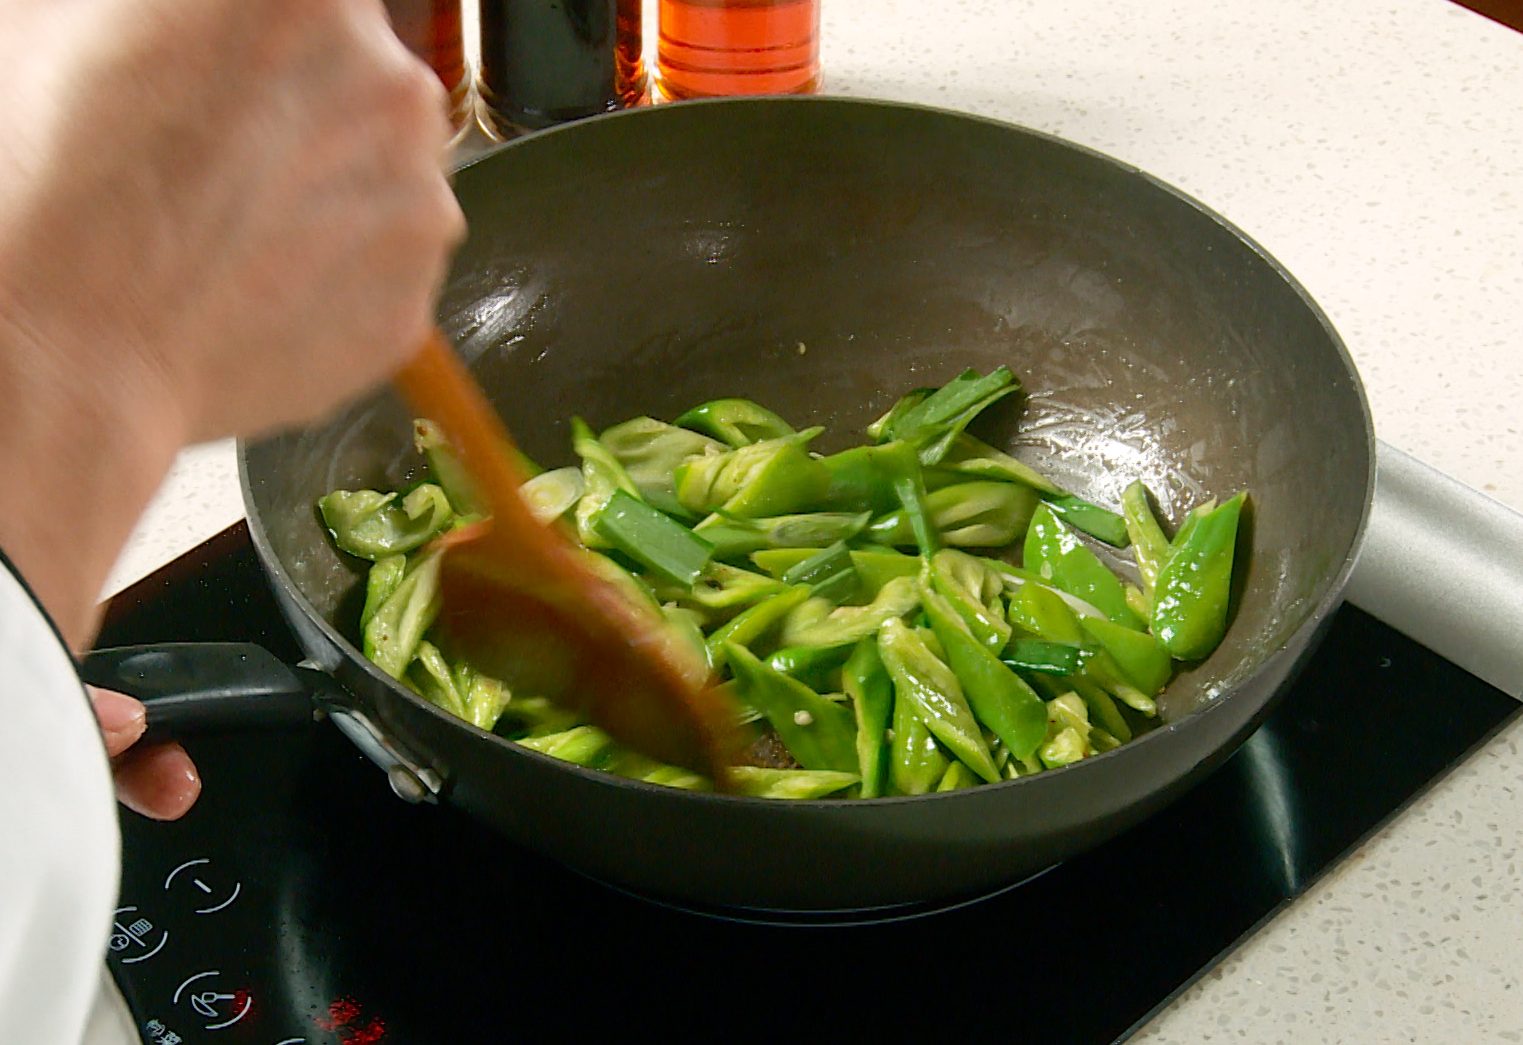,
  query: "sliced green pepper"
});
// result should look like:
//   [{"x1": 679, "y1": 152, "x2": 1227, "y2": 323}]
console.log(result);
[
  {"x1": 319, "y1": 484, "x2": 453, "y2": 560},
  {"x1": 517, "y1": 725, "x2": 618, "y2": 768},
  {"x1": 726, "y1": 767, "x2": 860, "y2": 799},
  {"x1": 1043, "y1": 493, "x2": 1130, "y2": 548},
  {"x1": 693, "y1": 511, "x2": 869, "y2": 560},
  {"x1": 868, "y1": 481, "x2": 1039, "y2": 549},
  {"x1": 673, "y1": 398, "x2": 796, "y2": 447},
  {"x1": 360, "y1": 554, "x2": 408, "y2": 631},
  {"x1": 889, "y1": 683, "x2": 950, "y2": 796},
  {"x1": 673, "y1": 429, "x2": 830, "y2": 518},
  {"x1": 363, "y1": 548, "x2": 442, "y2": 679},
  {"x1": 1120, "y1": 480, "x2": 1171, "y2": 595},
  {"x1": 1151, "y1": 491, "x2": 1246, "y2": 660},
  {"x1": 1079, "y1": 614, "x2": 1172, "y2": 696},
  {"x1": 780, "y1": 575, "x2": 920, "y2": 649},
  {"x1": 936, "y1": 761, "x2": 981, "y2": 791},
  {"x1": 928, "y1": 548, "x2": 1011, "y2": 653},
  {"x1": 866, "y1": 388, "x2": 933, "y2": 442},
  {"x1": 597, "y1": 416, "x2": 723, "y2": 516},
  {"x1": 1005, "y1": 577, "x2": 1089, "y2": 647},
  {"x1": 766, "y1": 643, "x2": 854, "y2": 691},
  {"x1": 571, "y1": 416, "x2": 641, "y2": 548},
  {"x1": 937, "y1": 433, "x2": 1062, "y2": 495},
  {"x1": 705, "y1": 585, "x2": 813, "y2": 667},
  {"x1": 1069, "y1": 676, "x2": 1132, "y2": 744},
  {"x1": 1001, "y1": 638, "x2": 1083, "y2": 677},
  {"x1": 1023, "y1": 504, "x2": 1145, "y2": 628},
  {"x1": 449, "y1": 660, "x2": 513, "y2": 731},
  {"x1": 921, "y1": 586, "x2": 1048, "y2": 761},
  {"x1": 608, "y1": 750, "x2": 713, "y2": 790},
  {"x1": 877, "y1": 618, "x2": 999, "y2": 783},
  {"x1": 843, "y1": 636, "x2": 893, "y2": 799},
  {"x1": 881, "y1": 367, "x2": 1020, "y2": 464},
  {"x1": 517, "y1": 467, "x2": 585, "y2": 525},
  {"x1": 592, "y1": 488, "x2": 714, "y2": 587},
  {"x1": 408, "y1": 639, "x2": 468, "y2": 720},
  {"x1": 413, "y1": 417, "x2": 542, "y2": 515},
  {"x1": 817, "y1": 444, "x2": 910, "y2": 514},
  {"x1": 724, "y1": 644, "x2": 858, "y2": 773},
  {"x1": 779, "y1": 540, "x2": 858, "y2": 603}
]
